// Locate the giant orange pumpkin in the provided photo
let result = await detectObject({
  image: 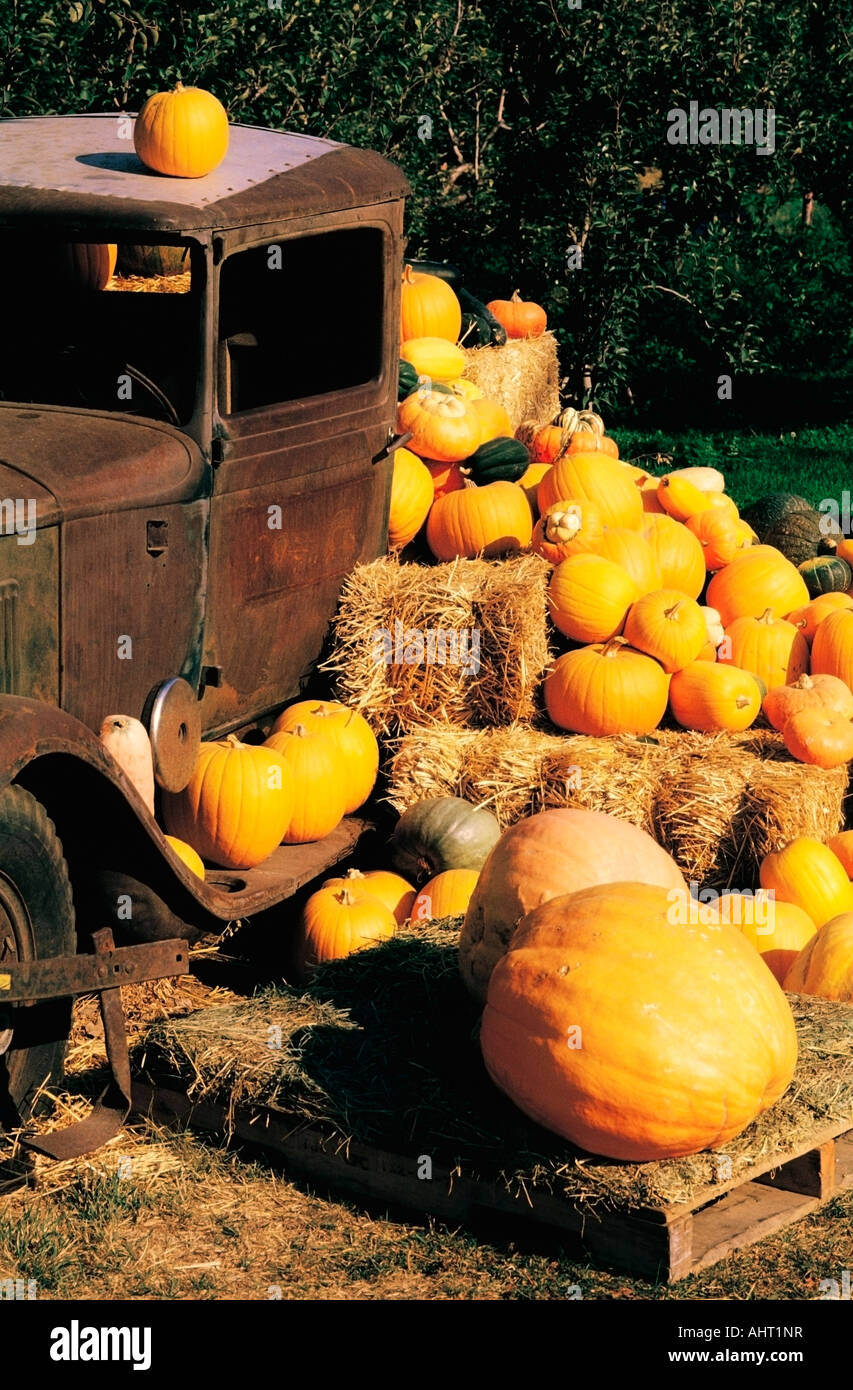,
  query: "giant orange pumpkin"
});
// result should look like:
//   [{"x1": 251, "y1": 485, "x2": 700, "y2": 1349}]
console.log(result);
[
  {"x1": 544, "y1": 638, "x2": 669, "y2": 735},
  {"x1": 459, "y1": 808, "x2": 685, "y2": 1003},
  {"x1": 400, "y1": 265, "x2": 462, "y2": 343},
  {"x1": 270, "y1": 700, "x2": 378, "y2": 815},
  {"x1": 426, "y1": 480, "x2": 532, "y2": 560},
  {"x1": 537, "y1": 452, "x2": 644, "y2": 530},
  {"x1": 480, "y1": 883, "x2": 797, "y2": 1160},
  {"x1": 162, "y1": 736, "x2": 293, "y2": 869},
  {"x1": 134, "y1": 82, "x2": 229, "y2": 178}
]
